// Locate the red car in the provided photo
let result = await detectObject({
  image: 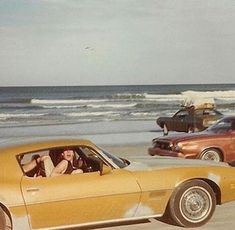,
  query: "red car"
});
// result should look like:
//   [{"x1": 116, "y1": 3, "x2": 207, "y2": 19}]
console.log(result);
[{"x1": 149, "y1": 116, "x2": 235, "y2": 162}]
